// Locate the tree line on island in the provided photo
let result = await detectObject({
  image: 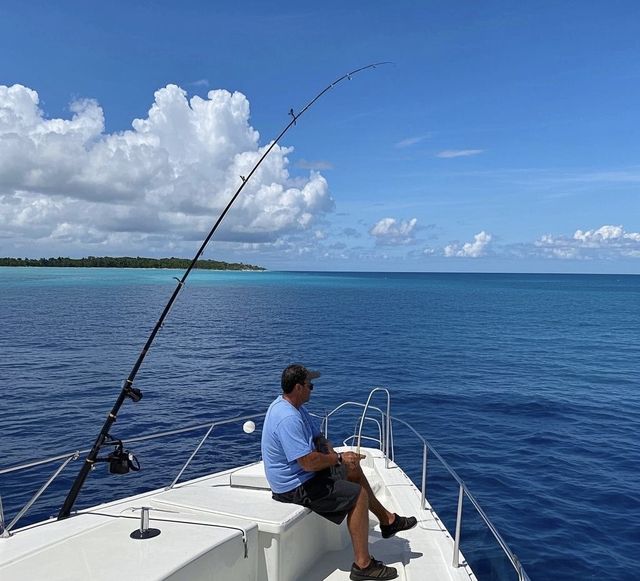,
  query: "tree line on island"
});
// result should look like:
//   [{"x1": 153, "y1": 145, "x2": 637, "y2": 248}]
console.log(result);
[{"x1": 0, "y1": 256, "x2": 265, "y2": 271}]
